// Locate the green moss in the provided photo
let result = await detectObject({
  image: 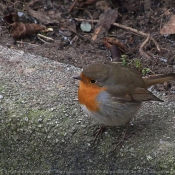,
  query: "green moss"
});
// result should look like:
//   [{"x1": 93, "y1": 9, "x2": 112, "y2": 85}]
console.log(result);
[
  {"x1": 26, "y1": 109, "x2": 50, "y2": 120},
  {"x1": 158, "y1": 153, "x2": 175, "y2": 173},
  {"x1": 0, "y1": 86, "x2": 4, "y2": 92}
]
